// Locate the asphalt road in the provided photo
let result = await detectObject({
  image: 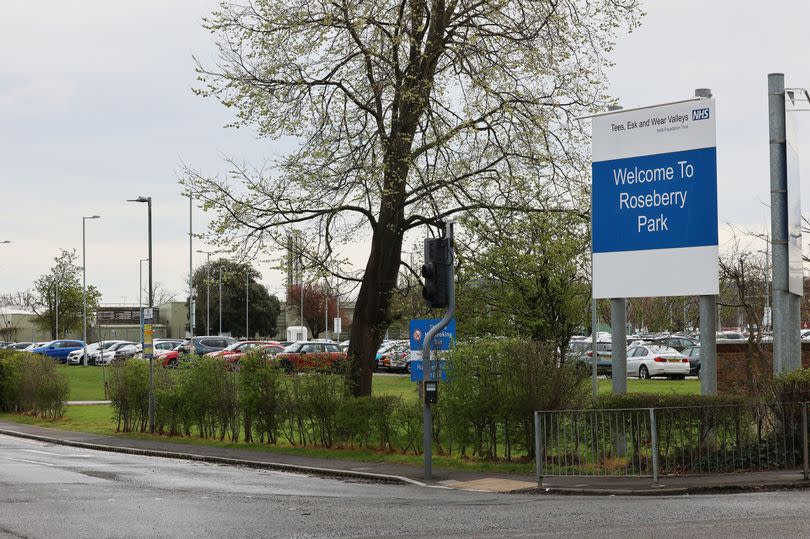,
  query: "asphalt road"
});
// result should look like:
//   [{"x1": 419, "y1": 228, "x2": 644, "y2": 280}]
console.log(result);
[{"x1": 3, "y1": 434, "x2": 810, "y2": 538}]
